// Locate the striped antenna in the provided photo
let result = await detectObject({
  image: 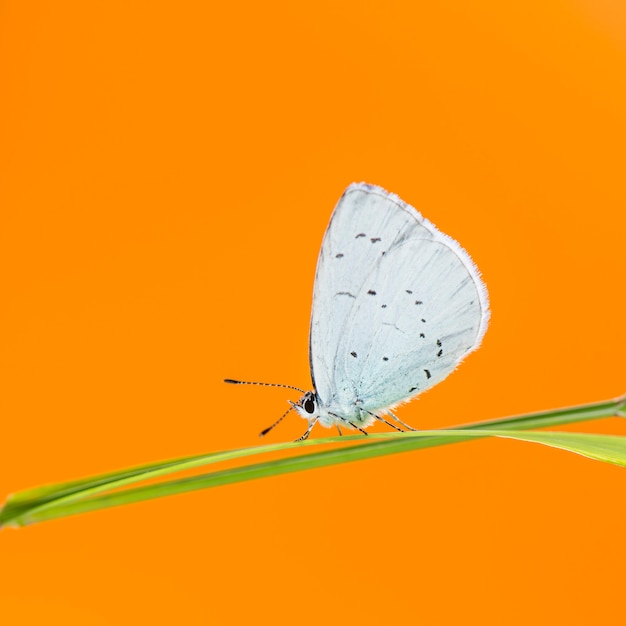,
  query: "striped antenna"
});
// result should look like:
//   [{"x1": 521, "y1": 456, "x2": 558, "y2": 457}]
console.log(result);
[
  {"x1": 224, "y1": 378, "x2": 307, "y2": 438},
  {"x1": 223, "y1": 379, "x2": 305, "y2": 394},
  {"x1": 259, "y1": 405, "x2": 295, "y2": 437}
]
